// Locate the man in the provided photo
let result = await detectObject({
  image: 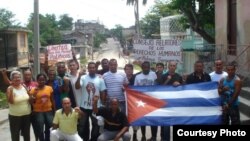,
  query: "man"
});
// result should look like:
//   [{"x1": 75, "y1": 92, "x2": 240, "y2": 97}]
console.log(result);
[
  {"x1": 75, "y1": 62, "x2": 107, "y2": 141},
  {"x1": 68, "y1": 59, "x2": 83, "y2": 106},
  {"x1": 218, "y1": 62, "x2": 242, "y2": 125},
  {"x1": 155, "y1": 62, "x2": 166, "y2": 85},
  {"x1": 93, "y1": 96, "x2": 131, "y2": 141},
  {"x1": 103, "y1": 59, "x2": 128, "y2": 113},
  {"x1": 186, "y1": 60, "x2": 211, "y2": 84},
  {"x1": 160, "y1": 61, "x2": 183, "y2": 141},
  {"x1": 55, "y1": 62, "x2": 76, "y2": 109},
  {"x1": 209, "y1": 59, "x2": 228, "y2": 82},
  {"x1": 50, "y1": 97, "x2": 83, "y2": 141},
  {"x1": 134, "y1": 61, "x2": 157, "y2": 141},
  {"x1": 97, "y1": 58, "x2": 109, "y2": 75}
]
